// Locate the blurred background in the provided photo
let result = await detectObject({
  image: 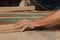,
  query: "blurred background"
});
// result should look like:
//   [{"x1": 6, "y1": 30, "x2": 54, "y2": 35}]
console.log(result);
[{"x1": 0, "y1": 0, "x2": 60, "y2": 11}]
